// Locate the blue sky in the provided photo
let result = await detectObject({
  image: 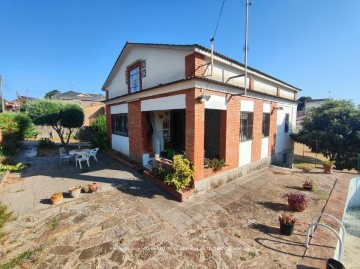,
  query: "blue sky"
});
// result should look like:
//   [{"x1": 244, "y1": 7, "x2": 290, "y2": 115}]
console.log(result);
[{"x1": 1, "y1": 0, "x2": 359, "y2": 104}]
